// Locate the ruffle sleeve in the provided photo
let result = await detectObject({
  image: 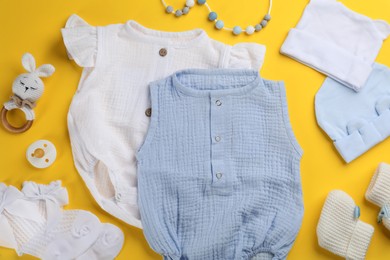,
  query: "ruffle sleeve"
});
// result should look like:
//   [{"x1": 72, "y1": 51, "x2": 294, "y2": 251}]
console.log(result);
[
  {"x1": 61, "y1": 14, "x2": 98, "y2": 68},
  {"x1": 225, "y1": 43, "x2": 266, "y2": 70}
]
